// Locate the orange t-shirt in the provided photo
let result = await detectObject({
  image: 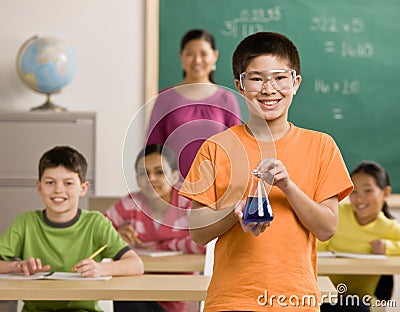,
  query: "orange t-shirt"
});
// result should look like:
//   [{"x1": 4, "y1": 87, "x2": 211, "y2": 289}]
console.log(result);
[{"x1": 180, "y1": 123, "x2": 353, "y2": 311}]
